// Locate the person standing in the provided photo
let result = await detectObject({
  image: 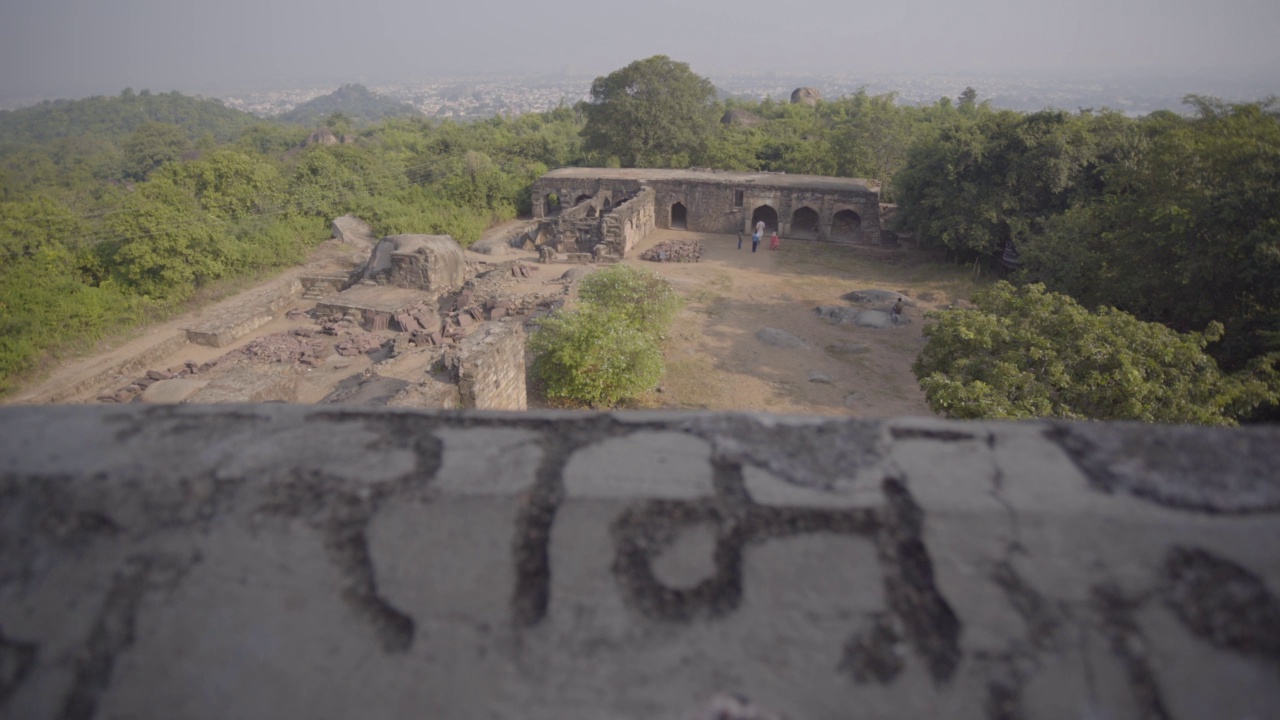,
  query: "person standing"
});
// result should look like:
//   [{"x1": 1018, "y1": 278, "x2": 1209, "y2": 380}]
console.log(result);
[
  {"x1": 737, "y1": 231, "x2": 744, "y2": 250},
  {"x1": 752, "y1": 232, "x2": 760, "y2": 252},
  {"x1": 755, "y1": 219, "x2": 765, "y2": 239},
  {"x1": 769, "y1": 231, "x2": 780, "y2": 250}
]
